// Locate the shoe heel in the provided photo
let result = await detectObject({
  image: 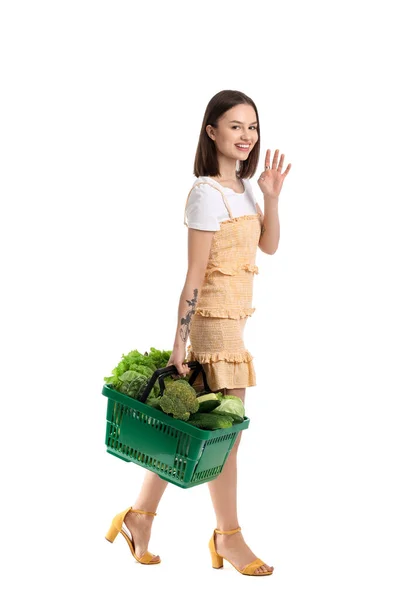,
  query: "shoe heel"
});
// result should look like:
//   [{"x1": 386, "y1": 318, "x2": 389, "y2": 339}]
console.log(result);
[
  {"x1": 105, "y1": 523, "x2": 119, "y2": 543},
  {"x1": 210, "y1": 550, "x2": 223, "y2": 569}
]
